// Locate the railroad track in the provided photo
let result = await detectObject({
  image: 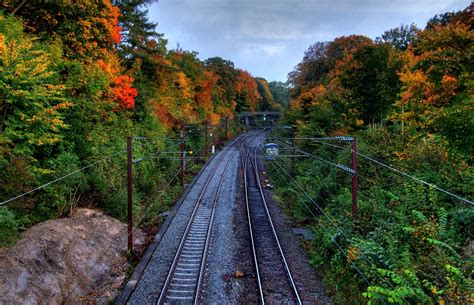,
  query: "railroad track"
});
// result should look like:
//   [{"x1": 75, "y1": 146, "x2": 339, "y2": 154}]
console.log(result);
[
  {"x1": 240, "y1": 135, "x2": 302, "y2": 305},
  {"x1": 157, "y1": 140, "x2": 239, "y2": 304}
]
